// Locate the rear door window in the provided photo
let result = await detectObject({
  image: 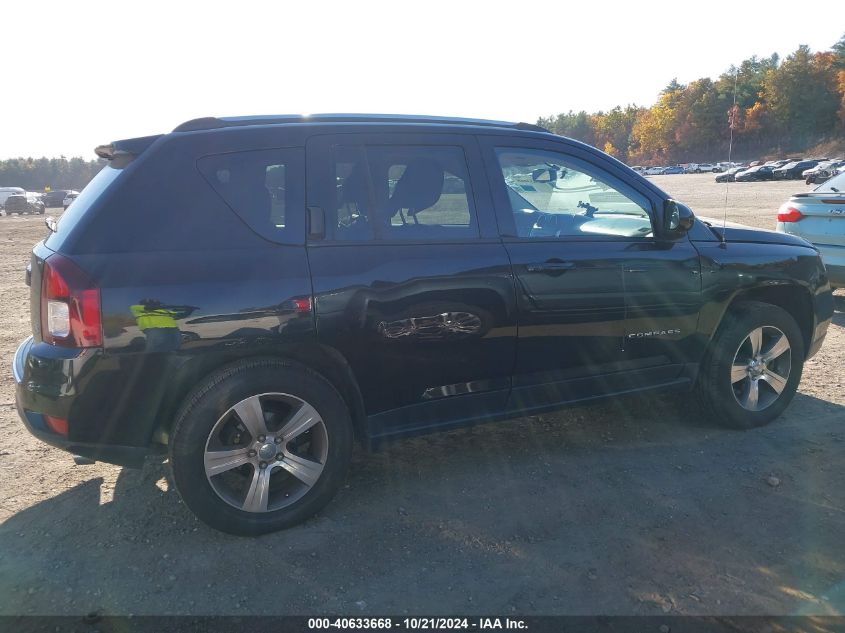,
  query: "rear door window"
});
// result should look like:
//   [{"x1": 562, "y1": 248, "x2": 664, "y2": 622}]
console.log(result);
[
  {"x1": 198, "y1": 148, "x2": 305, "y2": 244},
  {"x1": 332, "y1": 144, "x2": 478, "y2": 241}
]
